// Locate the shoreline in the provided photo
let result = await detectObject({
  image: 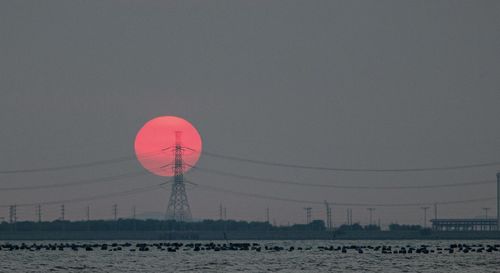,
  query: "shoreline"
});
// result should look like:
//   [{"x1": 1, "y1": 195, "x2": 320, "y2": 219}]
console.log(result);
[{"x1": 1, "y1": 230, "x2": 500, "y2": 241}]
